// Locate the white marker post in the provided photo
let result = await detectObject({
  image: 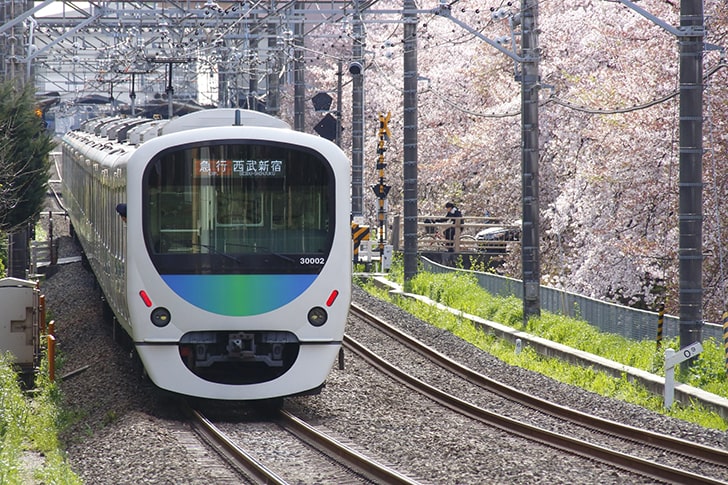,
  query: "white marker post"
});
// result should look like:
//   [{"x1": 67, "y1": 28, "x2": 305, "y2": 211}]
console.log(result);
[
  {"x1": 664, "y1": 342, "x2": 703, "y2": 409},
  {"x1": 381, "y1": 244, "x2": 393, "y2": 271}
]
